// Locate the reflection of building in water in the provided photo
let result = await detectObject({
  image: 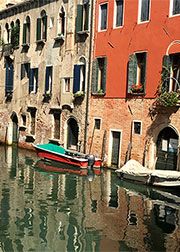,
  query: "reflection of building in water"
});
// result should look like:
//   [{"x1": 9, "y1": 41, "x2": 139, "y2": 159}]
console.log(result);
[{"x1": 0, "y1": 150, "x2": 180, "y2": 251}]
